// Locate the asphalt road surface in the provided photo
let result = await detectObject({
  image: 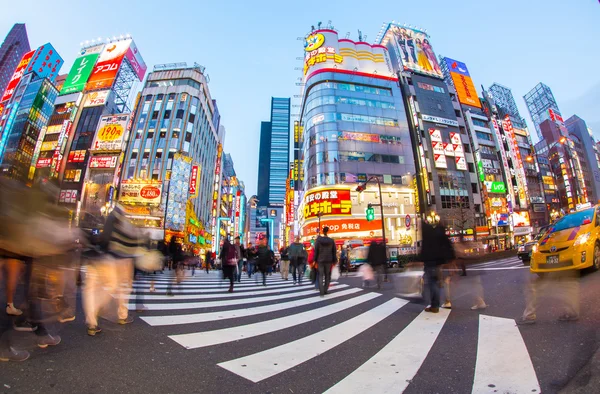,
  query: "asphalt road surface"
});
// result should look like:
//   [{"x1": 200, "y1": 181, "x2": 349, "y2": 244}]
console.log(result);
[{"x1": 1, "y1": 259, "x2": 599, "y2": 394}]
